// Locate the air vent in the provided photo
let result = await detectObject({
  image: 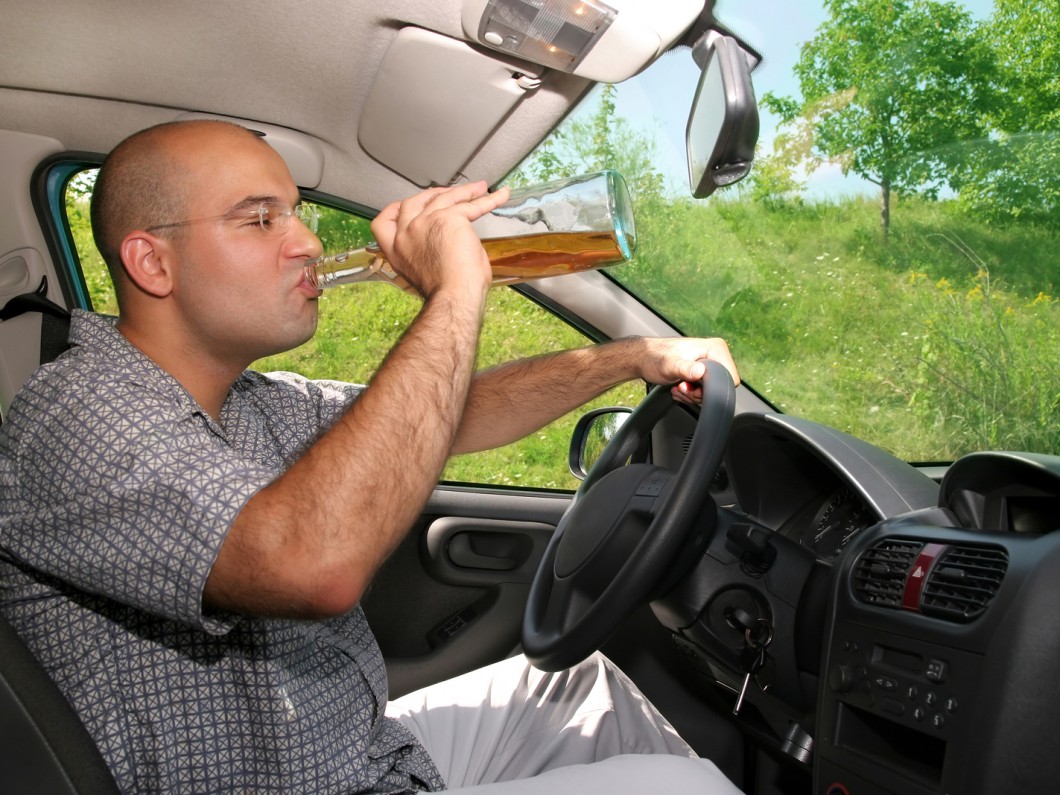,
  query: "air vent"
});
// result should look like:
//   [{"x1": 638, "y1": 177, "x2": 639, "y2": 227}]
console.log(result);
[
  {"x1": 852, "y1": 539, "x2": 923, "y2": 608},
  {"x1": 921, "y1": 545, "x2": 1008, "y2": 622}
]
